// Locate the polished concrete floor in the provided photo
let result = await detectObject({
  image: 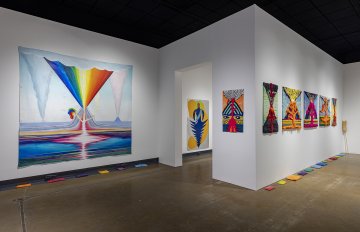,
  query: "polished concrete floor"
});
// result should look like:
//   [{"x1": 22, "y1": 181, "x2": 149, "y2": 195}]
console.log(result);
[{"x1": 1, "y1": 153, "x2": 360, "y2": 232}]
